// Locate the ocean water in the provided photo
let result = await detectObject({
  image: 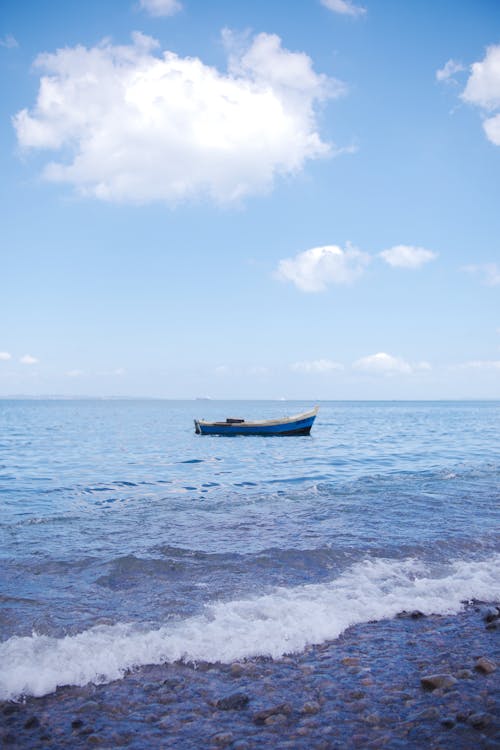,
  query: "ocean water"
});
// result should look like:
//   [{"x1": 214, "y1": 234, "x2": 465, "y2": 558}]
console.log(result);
[{"x1": 0, "y1": 399, "x2": 499, "y2": 701}]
